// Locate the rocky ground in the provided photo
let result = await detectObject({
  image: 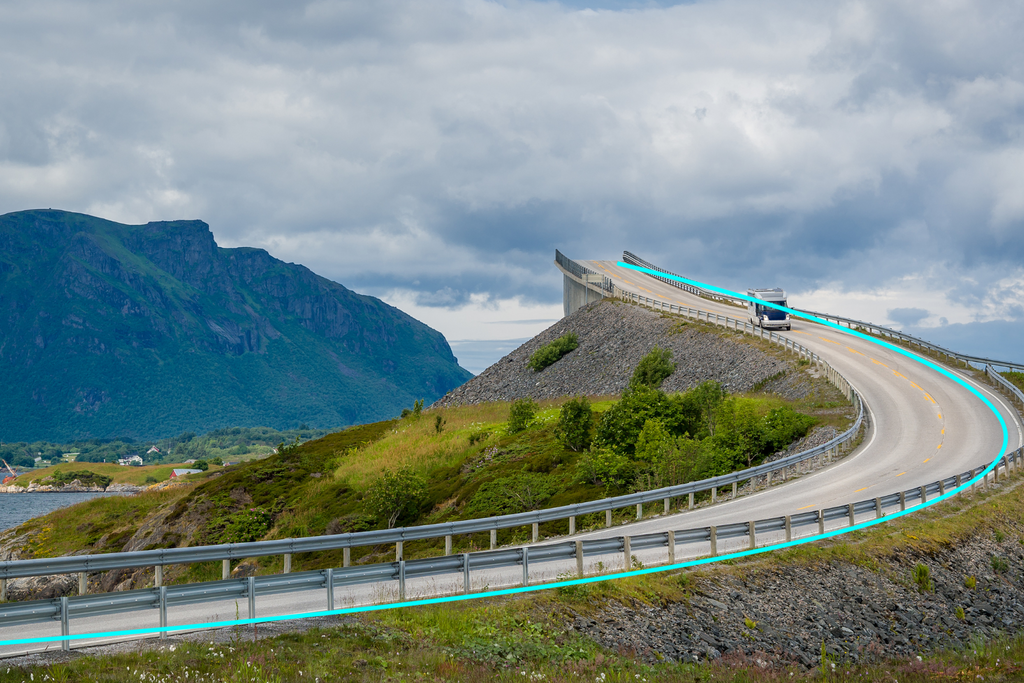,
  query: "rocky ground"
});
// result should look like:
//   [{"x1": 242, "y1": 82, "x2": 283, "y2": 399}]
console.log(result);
[
  {"x1": 433, "y1": 299, "x2": 815, "y2": 408},
  {"x1": 0, "y1": 481, "x2": 143, "y2": 494},
  {"x1": 569, "y1": 491, "x2": 1024, "y2": 669}
]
